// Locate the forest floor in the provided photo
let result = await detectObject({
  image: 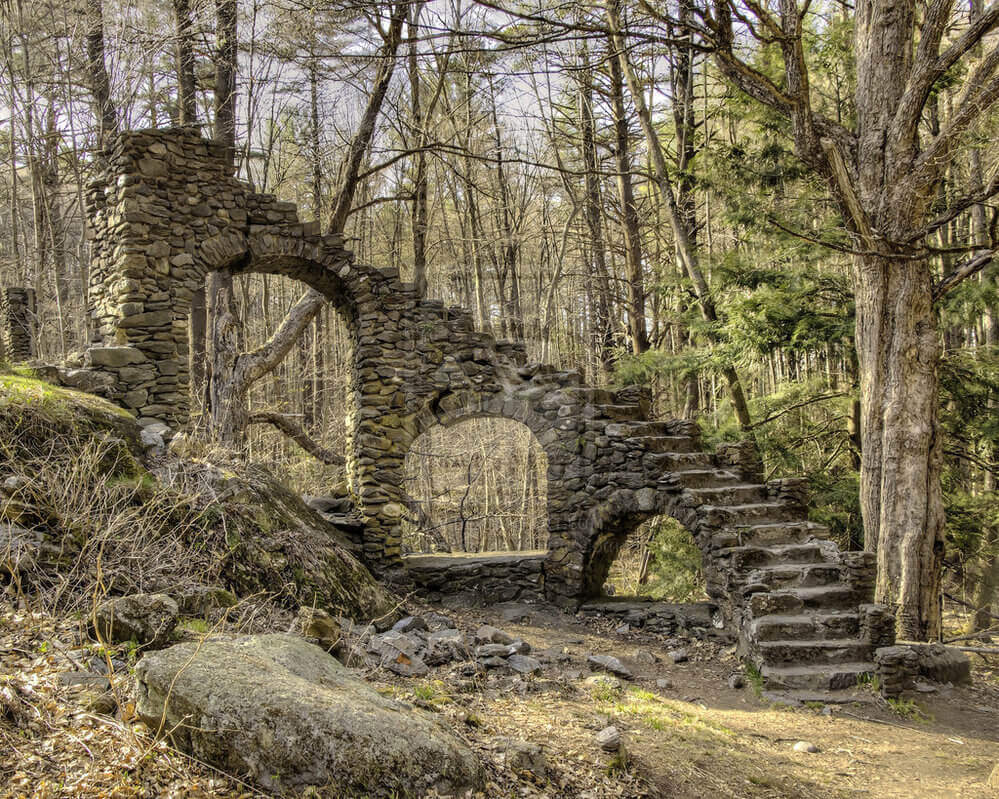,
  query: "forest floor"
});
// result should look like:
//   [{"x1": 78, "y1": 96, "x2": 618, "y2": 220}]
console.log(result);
[{"x1": 2, "y1": 598, "x2": 998, "y2": 799}]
